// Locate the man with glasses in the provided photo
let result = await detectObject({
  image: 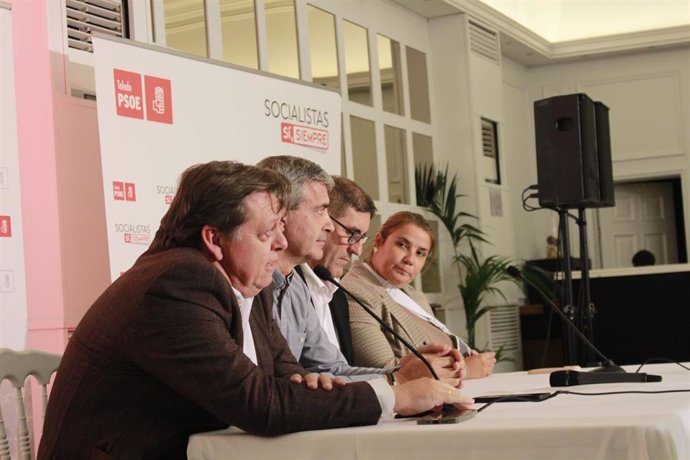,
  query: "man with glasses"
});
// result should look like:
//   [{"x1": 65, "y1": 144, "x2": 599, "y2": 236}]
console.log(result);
[
  {"x1": 258, "y1": 155, "x2": 465, "y2": 386},
  {"x1": 301, "y1": 178, "x2": 466, "y2": 378},
  {"x1": 297, "y1": 176, "x2": 373, "y2": 364}
]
